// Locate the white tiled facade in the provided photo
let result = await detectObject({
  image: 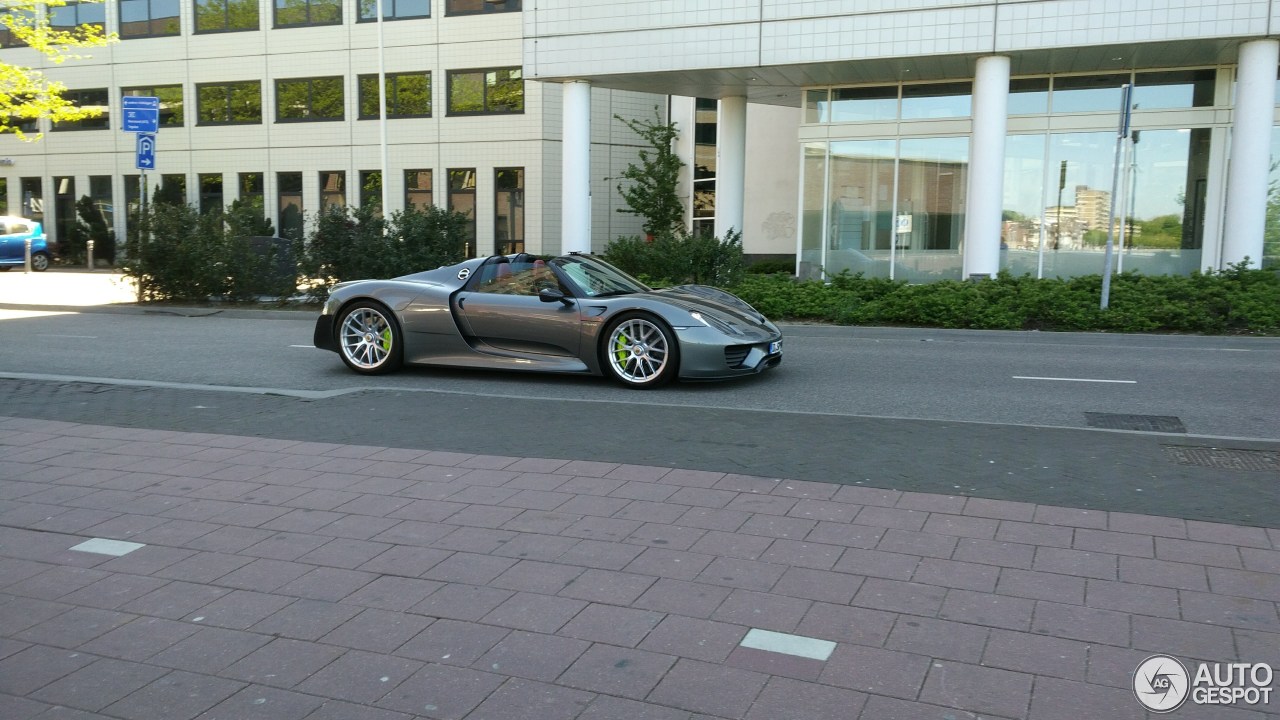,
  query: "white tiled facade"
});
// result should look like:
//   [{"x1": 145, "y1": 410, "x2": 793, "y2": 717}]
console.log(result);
[{"x1": 0, "y1": 0, "x2": 659, "y2": 254}]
